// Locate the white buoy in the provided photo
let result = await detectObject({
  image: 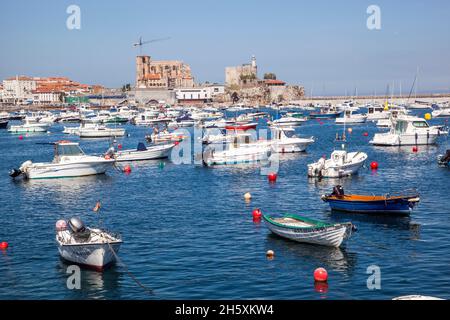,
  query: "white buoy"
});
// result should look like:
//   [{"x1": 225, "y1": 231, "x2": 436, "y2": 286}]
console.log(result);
[{"x1": 244, "y1": 192, "x2": 252, "y2": 200}]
